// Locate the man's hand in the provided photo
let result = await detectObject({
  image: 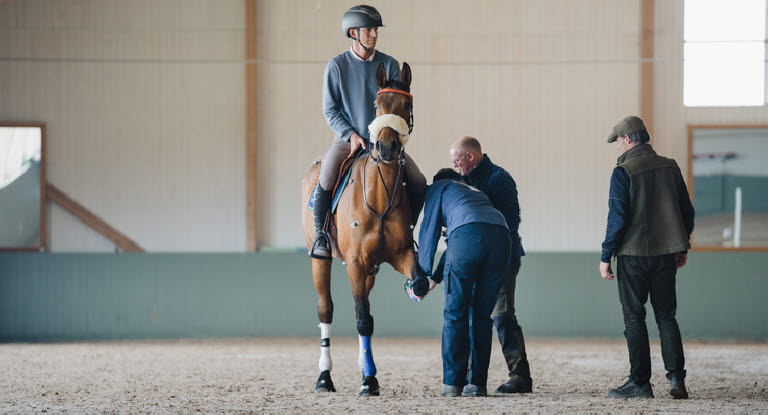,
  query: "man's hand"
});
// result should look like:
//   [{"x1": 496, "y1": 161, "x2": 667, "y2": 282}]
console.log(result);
[
  {"x1": 408, "y1": 278, "x2": 438, "y2": 301},
  {"x1": 675, "y1": 253, "x2": 688, "y2": 269},
  {"x1": 348, "y1": 133, "x2": 367, "y2": 158},
  {"x1": 600, "y1": 261, "x2": 614, "y2": 280}
]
